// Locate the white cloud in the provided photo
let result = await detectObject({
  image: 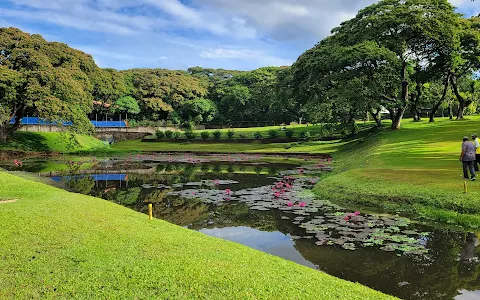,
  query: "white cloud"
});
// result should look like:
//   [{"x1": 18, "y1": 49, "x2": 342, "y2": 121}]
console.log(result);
[
  {"x1": 200, "y1": 48, "x2": 259, "y2": 59},
  {"x1": 200, "y1": 47, "x2": 292, "y2": 67}
]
